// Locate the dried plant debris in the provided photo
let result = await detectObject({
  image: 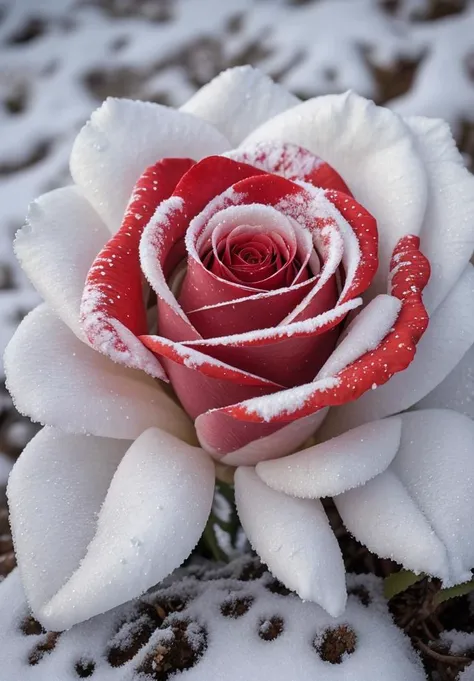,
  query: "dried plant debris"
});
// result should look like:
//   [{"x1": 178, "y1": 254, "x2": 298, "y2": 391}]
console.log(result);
[
  {"x1": 314, "y1": 624, "x2": 357, "y2": 664},
  {"x1": 0, "y1": 557, "x2": 425, "y2": 680}
]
